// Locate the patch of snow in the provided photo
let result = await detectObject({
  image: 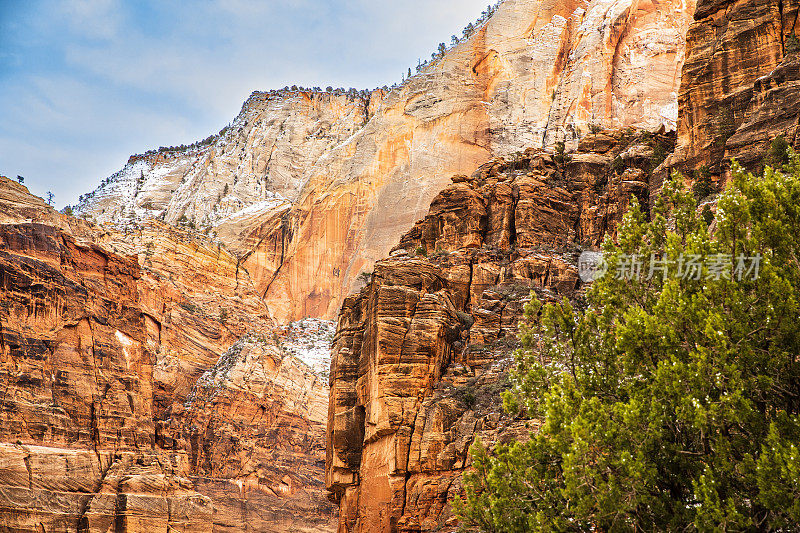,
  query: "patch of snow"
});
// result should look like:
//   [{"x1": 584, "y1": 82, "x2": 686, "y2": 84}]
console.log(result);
[
  {"x1": 115, "y1": 330, "x2": 133, "y2": 346},
  {"x1": 276, "y1": 318, "x2": 335, "y2": 376},
  {"x1": 218, "y1": 195, "x2": 291, "y2": 224},
  {"x1": 115, "y1": 330, "x2": 133, "y2": 365}
]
